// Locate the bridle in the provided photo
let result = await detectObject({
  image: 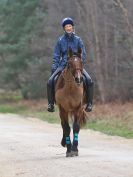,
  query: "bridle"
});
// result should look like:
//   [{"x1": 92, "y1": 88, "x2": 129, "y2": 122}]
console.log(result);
[{"x1": 67, "y1": 55, "x2": 83, "y2": 85}]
